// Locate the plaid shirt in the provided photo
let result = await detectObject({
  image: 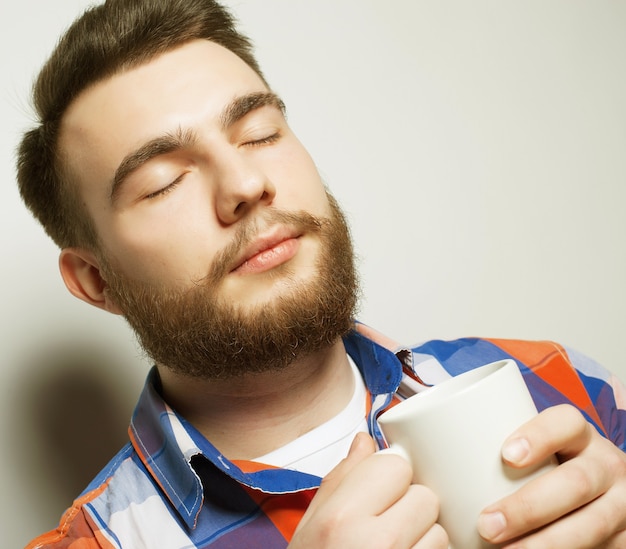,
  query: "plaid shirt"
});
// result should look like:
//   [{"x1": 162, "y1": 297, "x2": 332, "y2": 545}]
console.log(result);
[{"x1": 26, "y1": 323, "x2": 626, "y2": 548}]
